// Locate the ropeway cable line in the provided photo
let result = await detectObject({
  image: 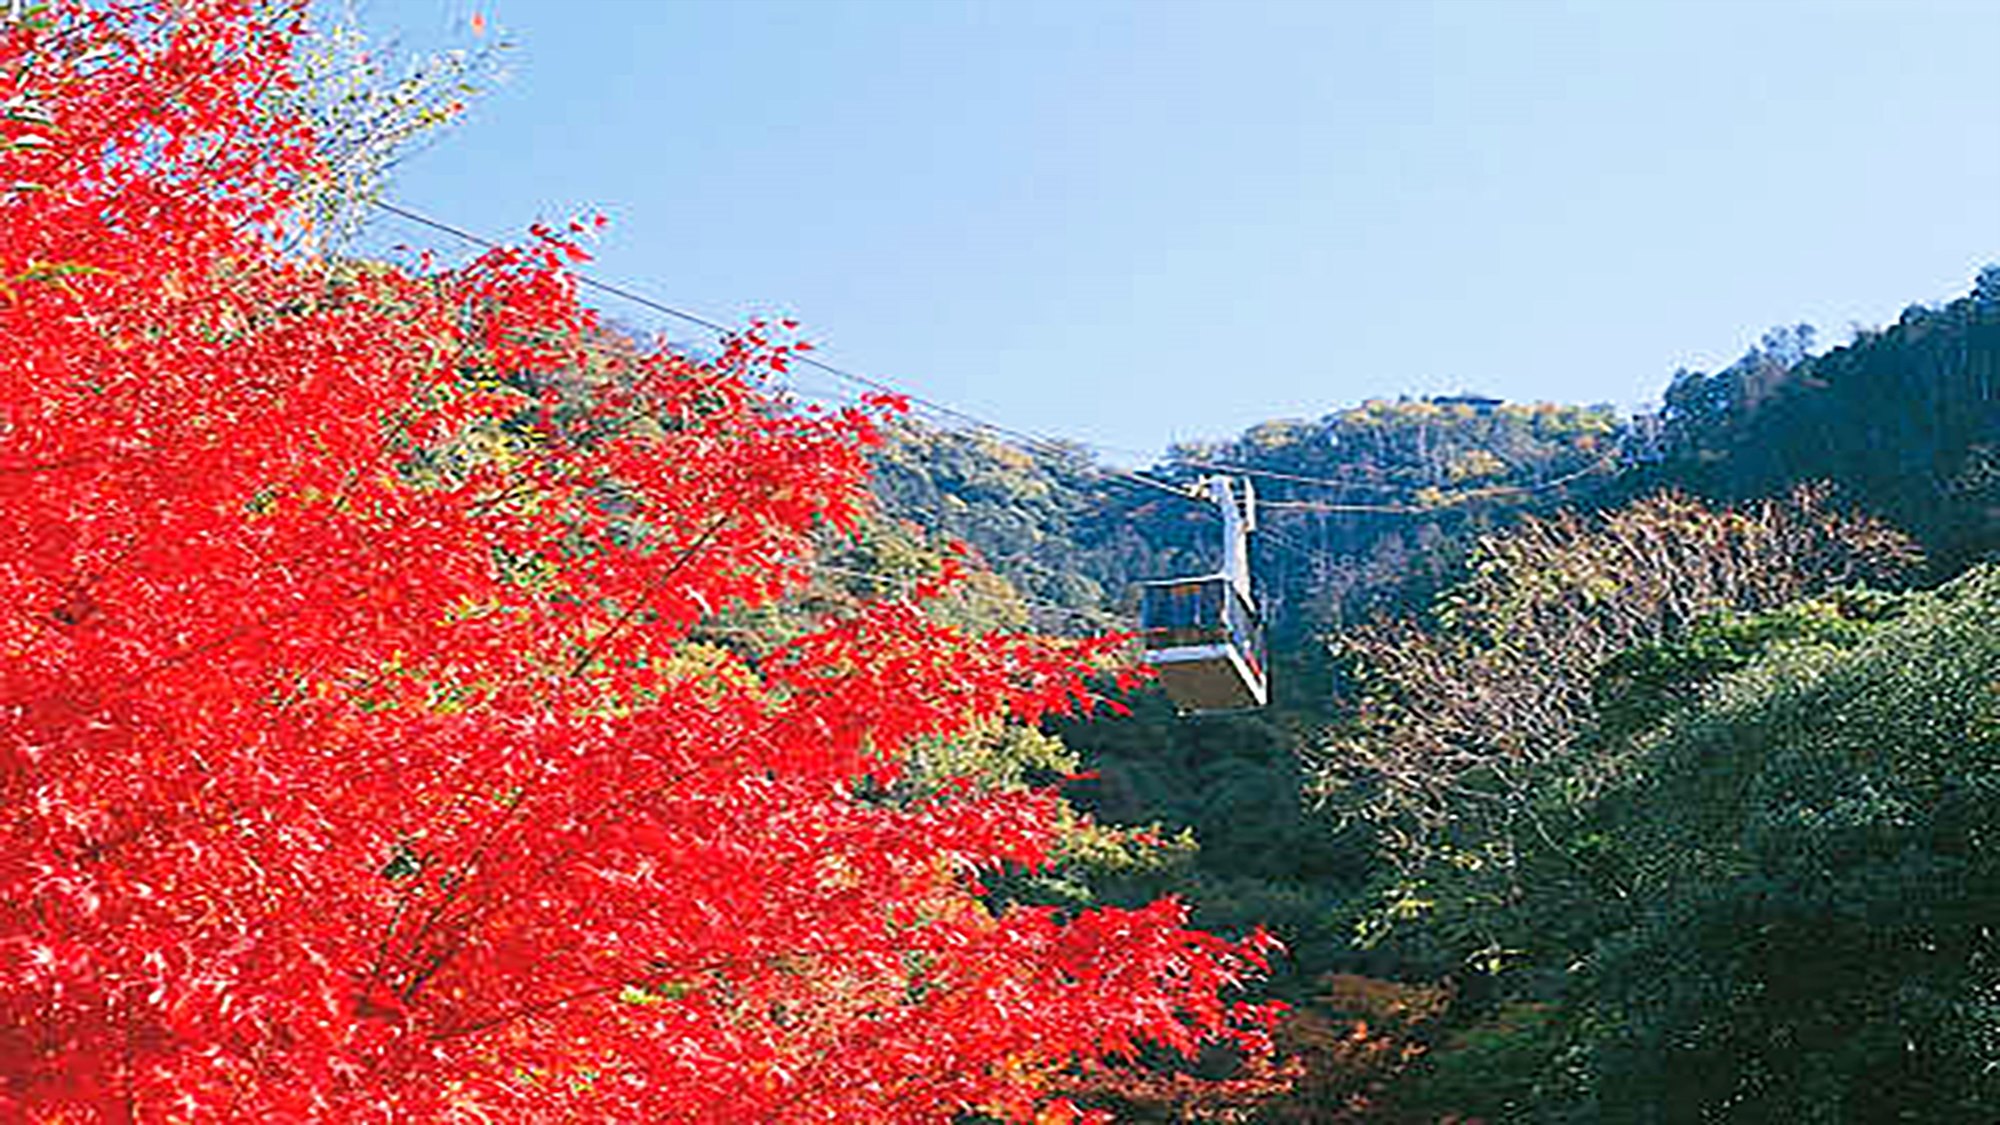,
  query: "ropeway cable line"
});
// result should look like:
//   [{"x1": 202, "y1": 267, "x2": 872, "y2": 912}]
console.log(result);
[
  {"x1": 373, "y1": 198, "x2": 1623, "y2": 519},
  {"x1": 371, "y1": 197, "x2": 1629, "y2": 713},
  {"x1": 372, "y1": 199, "x2": 1235, "y2": 511}
]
